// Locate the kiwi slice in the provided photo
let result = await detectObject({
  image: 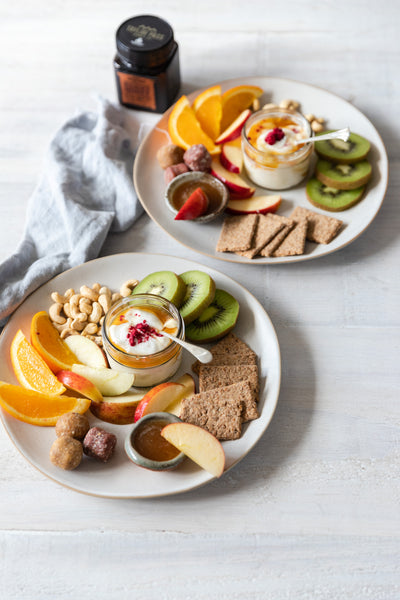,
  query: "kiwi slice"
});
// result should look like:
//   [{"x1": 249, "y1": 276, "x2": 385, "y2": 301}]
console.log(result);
[
  {"x1": 179, "y1": 270, "x2": 216, "y2": 324},
  {"x1": 132, "y1": 271, "x2": 186, "y2": 306},
  {"x1": 185, "y1": 288, "x2": 239, "y2": 343},
  {"x1": 315, "y1": 131, "x2": 370, "y2": 164},
  {"x1": 306, "y1": 178, "x2": 365, "y2": 212},
  {"x1": 315, "y1": 159, "x2": 372, "y2": 190}
]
